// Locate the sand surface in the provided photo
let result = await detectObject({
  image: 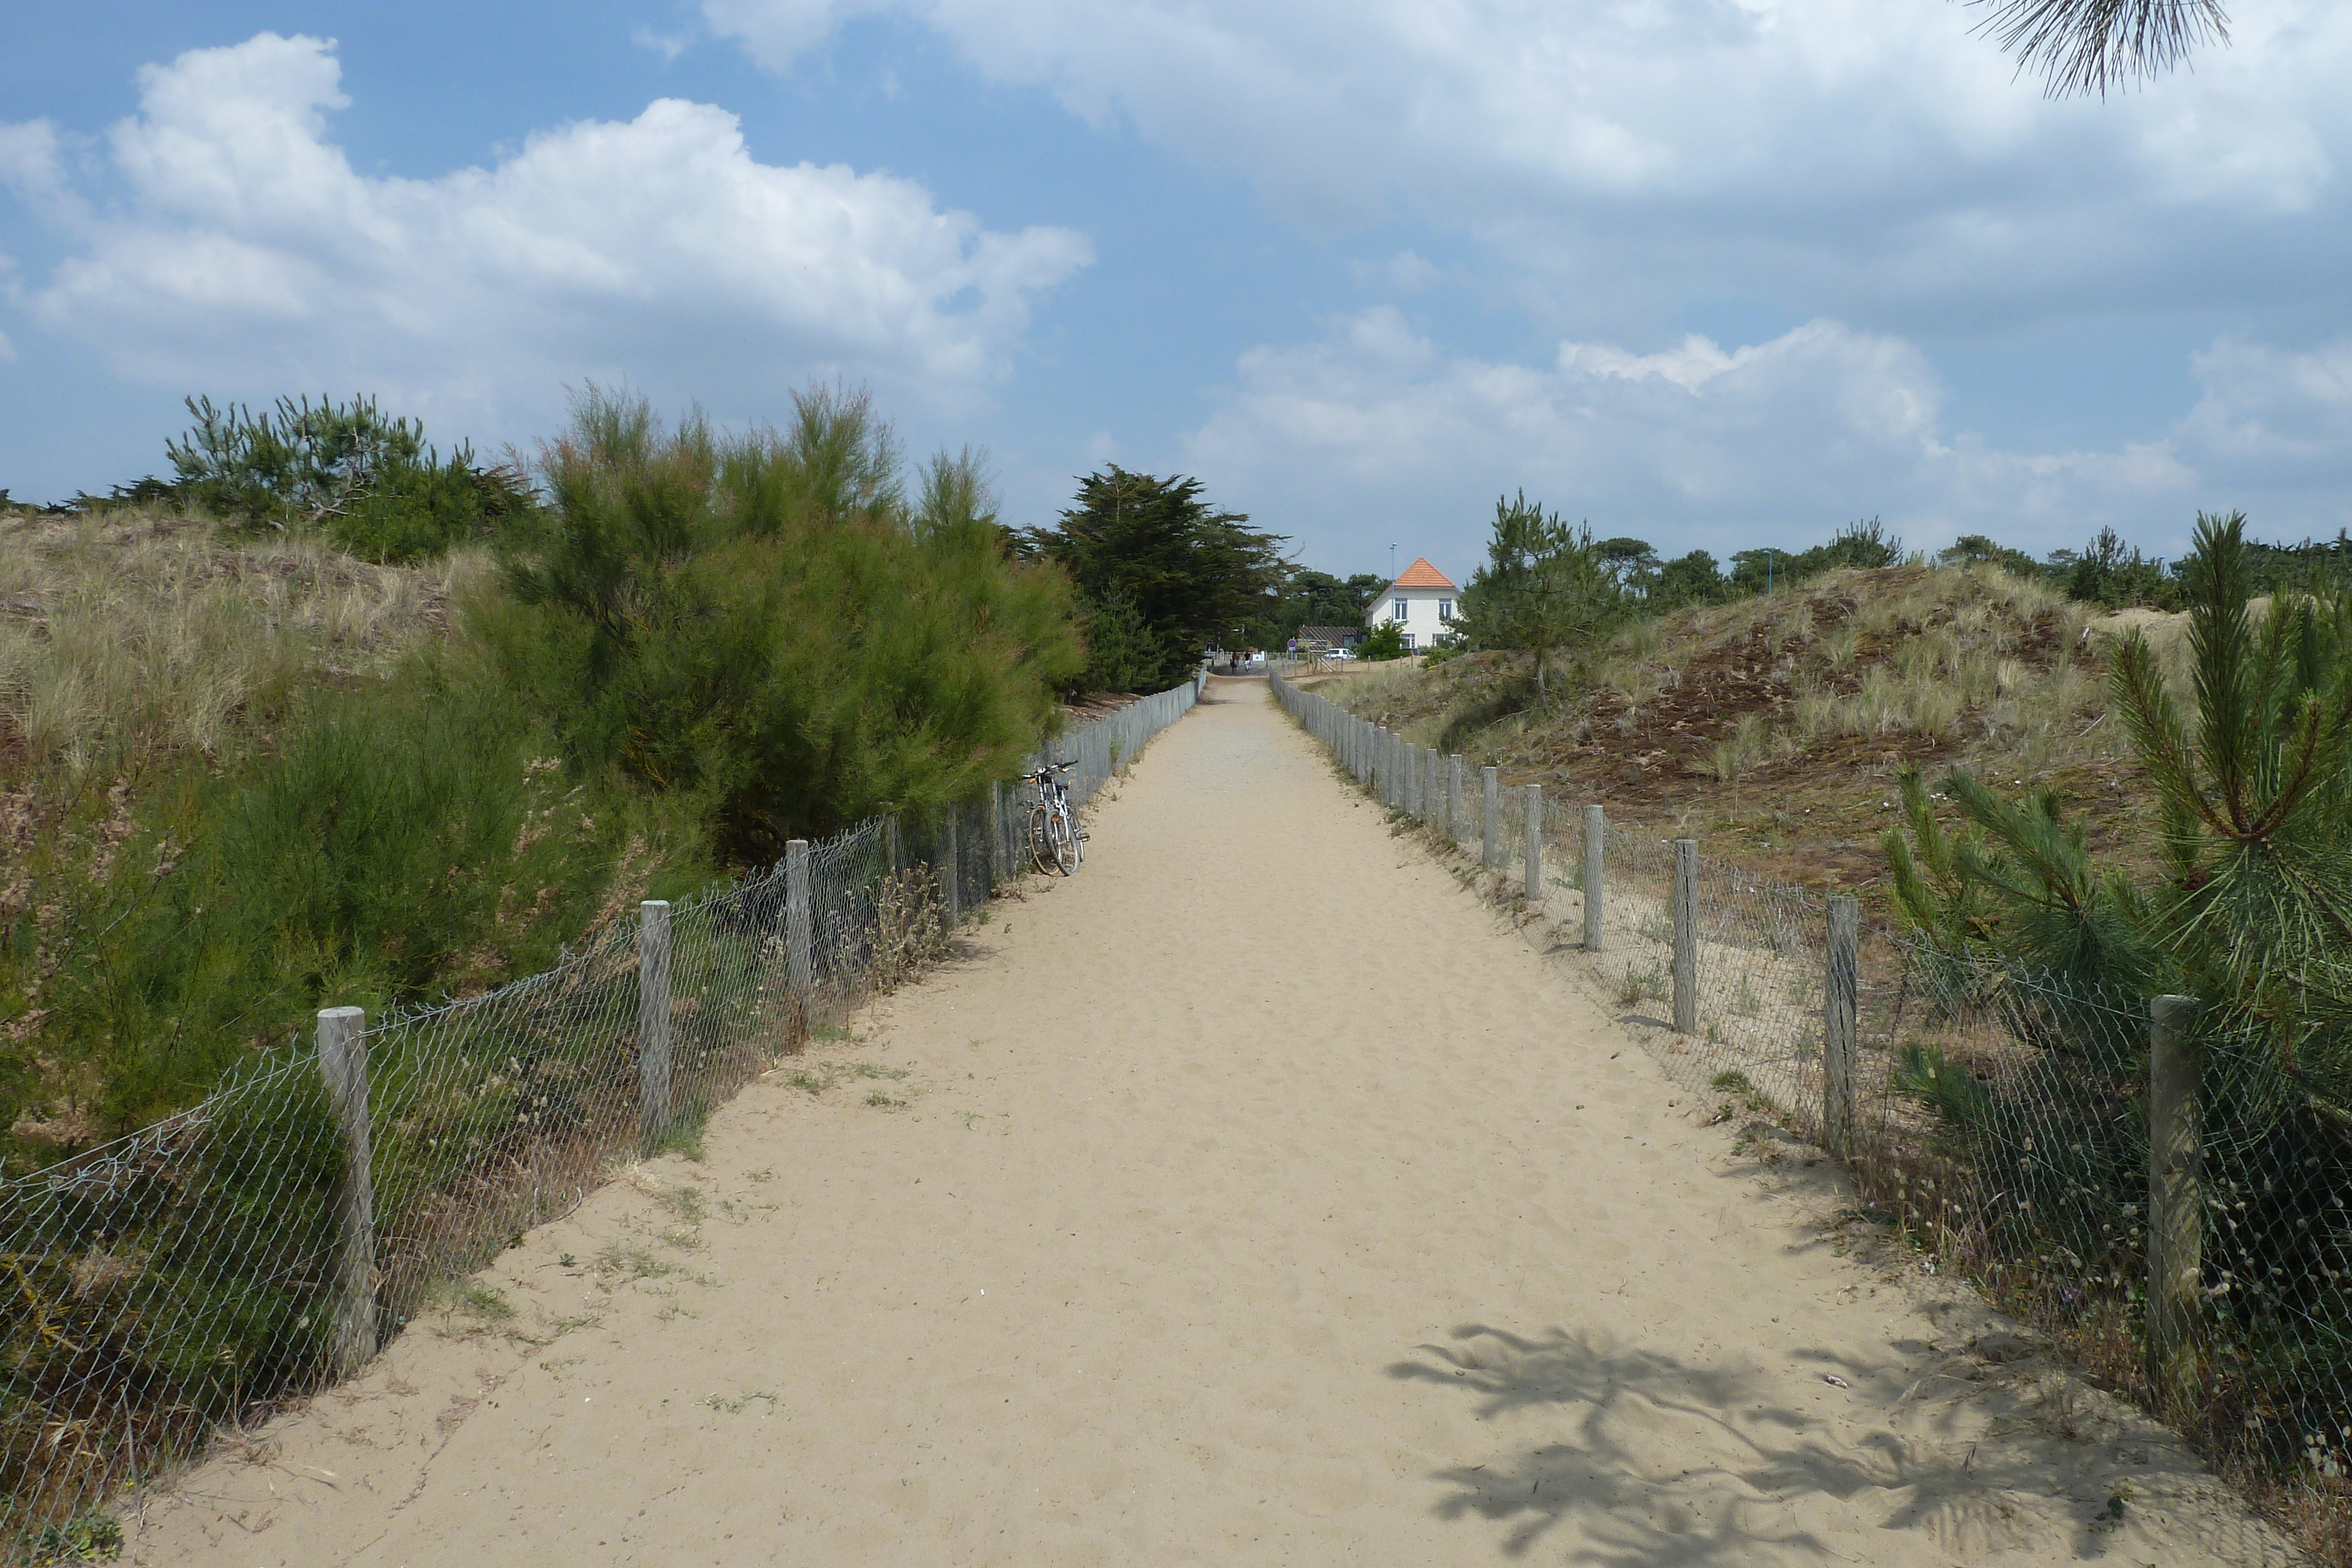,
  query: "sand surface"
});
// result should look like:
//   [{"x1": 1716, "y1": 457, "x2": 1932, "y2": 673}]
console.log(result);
[{"x1": 127, "y1": 680, "x2": 2291, "y2": 1566}]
